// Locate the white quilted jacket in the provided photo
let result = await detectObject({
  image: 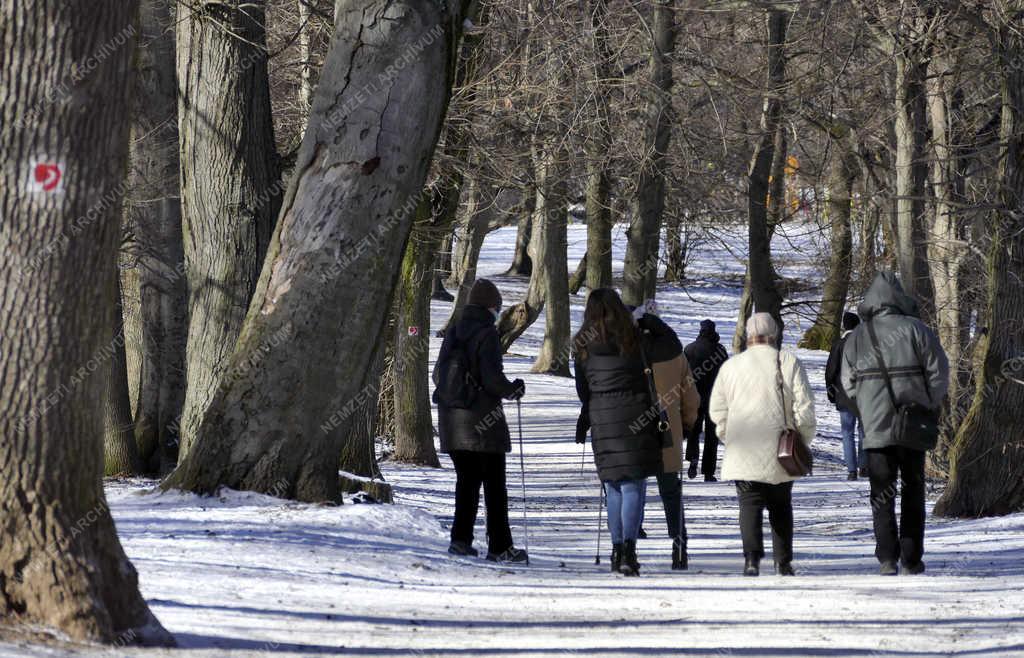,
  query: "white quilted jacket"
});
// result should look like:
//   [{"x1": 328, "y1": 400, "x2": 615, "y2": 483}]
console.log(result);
[{"x1": 709, "y1": 344, "x2": 817, "y2": 484}]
